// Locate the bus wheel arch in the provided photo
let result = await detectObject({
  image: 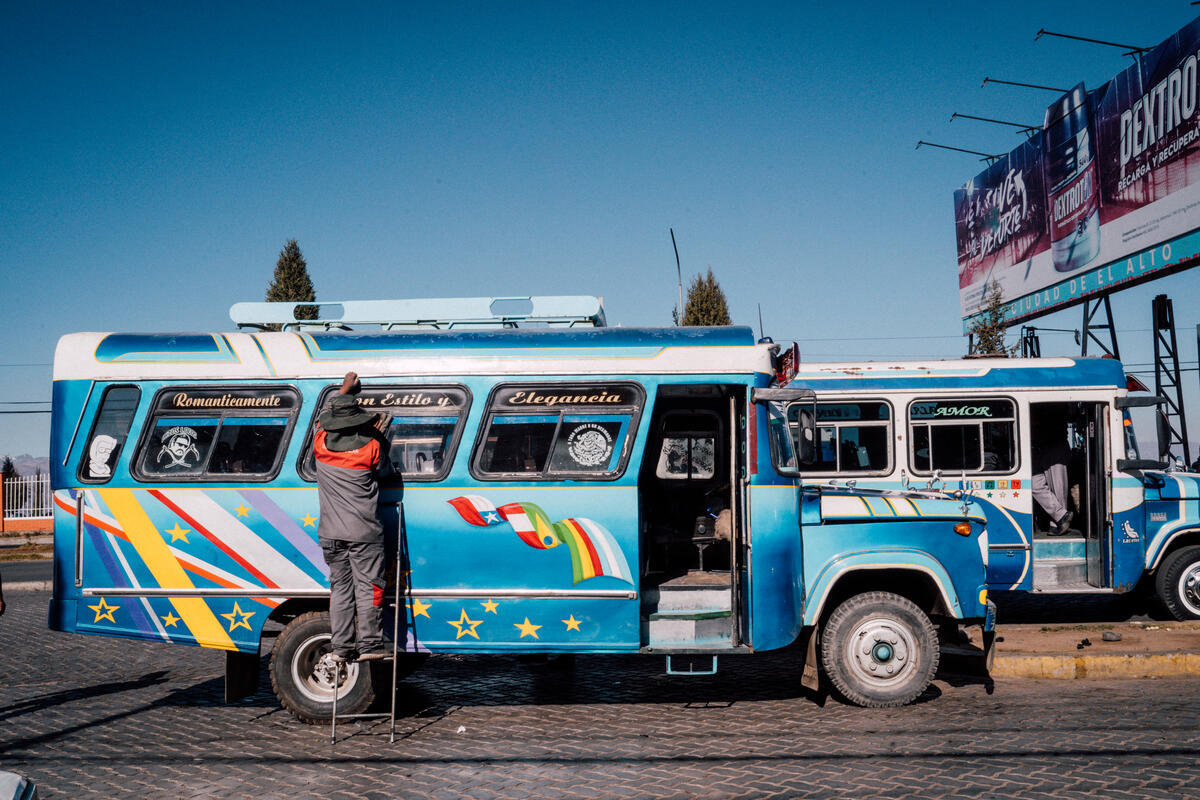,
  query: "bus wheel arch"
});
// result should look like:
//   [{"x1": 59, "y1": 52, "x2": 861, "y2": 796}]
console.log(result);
[
  {"x1": 818, "y1": 590, "x2": 939, "y2": 708},
  {"x1": 269, "y1": 610, "x2": 380, "y2": 724},
  {"x1": 816, "y1": 567, "x2": 950, "y2": 625},
  {"x1": 1156, "y1": 544, "x2": 1200, "y2": 621}
]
